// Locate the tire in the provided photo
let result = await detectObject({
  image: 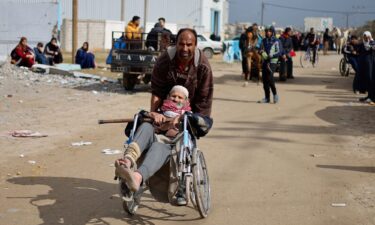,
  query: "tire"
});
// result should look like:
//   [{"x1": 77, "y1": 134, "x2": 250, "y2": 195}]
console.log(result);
[
  {"x1": 123, "y1": 73, "x2": 137, "y2": 91},
  {"x1": 185, "y1": 175, "x2": 192, "y2": 205},
  {"x1": 300, "y1": 52, "x2": 310, "y2": 68},
  {"x1": 192, "y1": 150, "x2": 210, "y2": 218},
  {"x1": 339, "y1": 58, "x2": 350, "y2": 77},
  {"x1": 203, "y1": 48, "x2": 214, "y2": 59}
]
